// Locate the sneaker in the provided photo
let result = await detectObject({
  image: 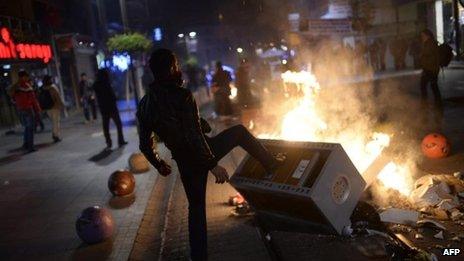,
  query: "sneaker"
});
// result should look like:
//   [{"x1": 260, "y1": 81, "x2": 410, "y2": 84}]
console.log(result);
[
  {"x1": 118, "y1": 141, "x2": 128, "y2": 147},
  {"x1": 53, "y1": 136, "x2": 62, "y2": 143}
]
